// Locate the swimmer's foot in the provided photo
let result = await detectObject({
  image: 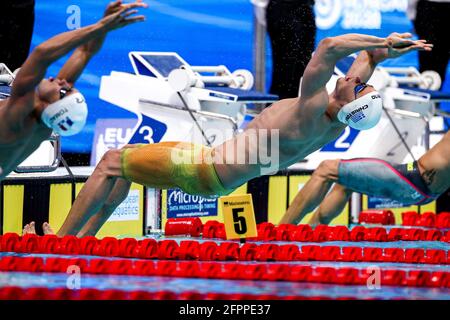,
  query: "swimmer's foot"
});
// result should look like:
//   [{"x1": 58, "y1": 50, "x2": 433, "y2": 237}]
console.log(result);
[
  {"x1": 42, "y1": 222, "x2": 55, "y2": 235},
  {"x1": 23, "y1": 221, "x2": 37, "y2": 235}
]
